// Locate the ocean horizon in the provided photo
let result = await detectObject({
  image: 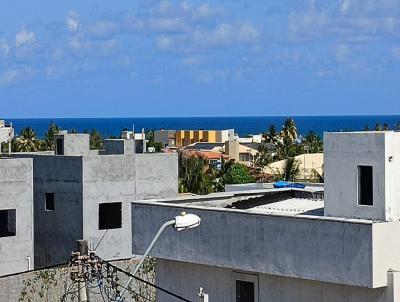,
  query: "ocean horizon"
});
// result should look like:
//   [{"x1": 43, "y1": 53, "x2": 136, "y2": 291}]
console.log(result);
[{"x1": 5, "y1": 115, "x2": 400, "y2": 138}]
